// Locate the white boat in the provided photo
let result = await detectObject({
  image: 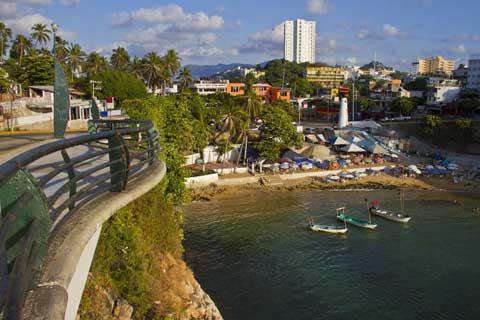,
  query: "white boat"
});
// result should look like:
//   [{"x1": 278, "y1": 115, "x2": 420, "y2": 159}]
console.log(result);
[
  {"x1": 309, "y1": 224, "x2": 348, "y2": 234},
  {"x1": 368, "y1": 197, "x2": 412, "y2": 223},
  {"x1": 327, "y1": 175, "x2": 340, "y2": 181},
  {"x1": 370, "y1": 208, "x2": 412, "y2": 223},
  {"x1": 308, "y1": 217, "x2": 348, "y2": 234}
]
